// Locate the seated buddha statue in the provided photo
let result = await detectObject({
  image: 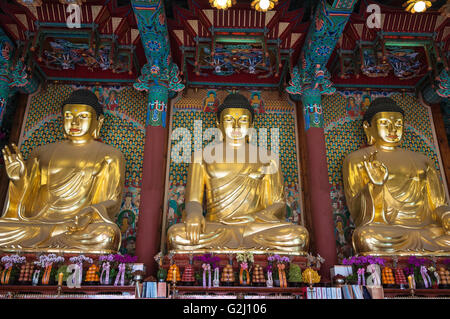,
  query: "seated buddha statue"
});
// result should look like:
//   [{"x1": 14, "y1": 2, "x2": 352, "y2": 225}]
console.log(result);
[
  {"x1": 167, "y1": 93, "x2": 309, "y2": 254},
  {"x1": 0, "y1": 89, "x2": 125, "y2": 253},
  {"x1": 343, "y1": 97, "x2": 450, "y2": 255}
]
